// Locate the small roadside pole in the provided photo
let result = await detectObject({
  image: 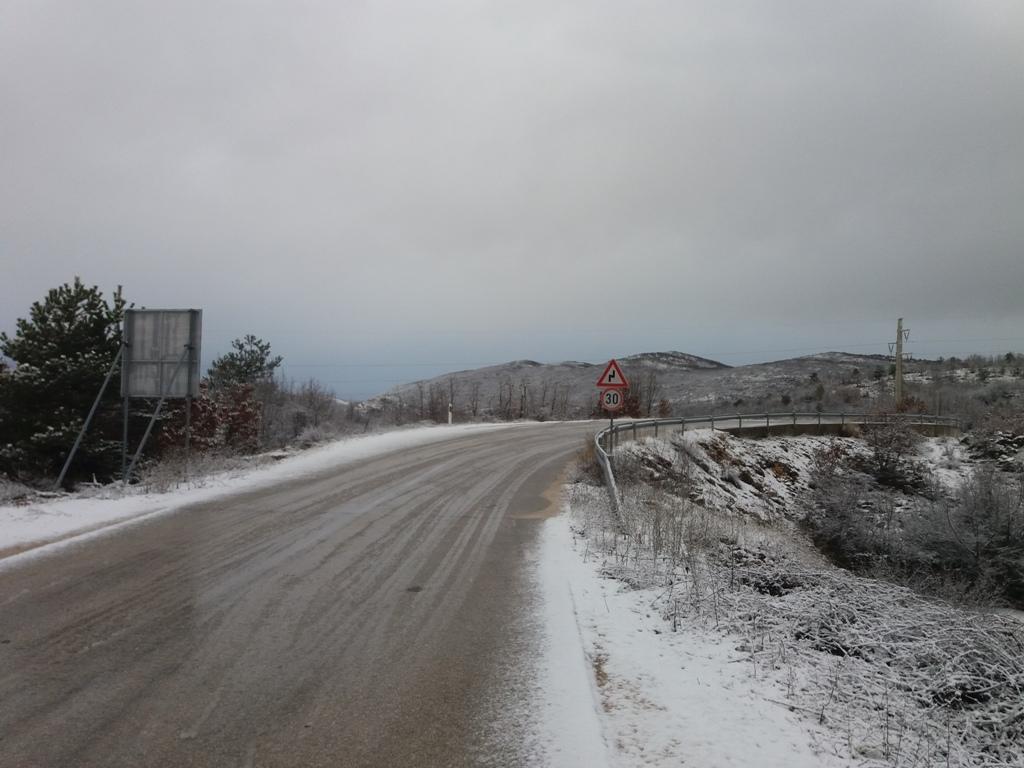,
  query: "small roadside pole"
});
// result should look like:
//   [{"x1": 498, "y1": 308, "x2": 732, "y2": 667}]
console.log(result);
[{"x1": 597, "y1": 359, "x2": 629, "y2": 458}]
